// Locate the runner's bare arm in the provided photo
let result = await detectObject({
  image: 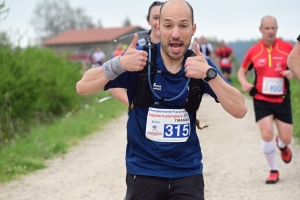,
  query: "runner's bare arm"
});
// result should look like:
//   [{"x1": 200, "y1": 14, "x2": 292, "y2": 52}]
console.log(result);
[
  {"x1": 76, "y1": 67, "x2": 109, "y2": 95},
  {"x1": 237, "y1": 67, "x2": 254, "y2": 92},
  {"x1": 287, "y1": 41, "x2": 300, "y2": 80},
  {"x1": 185, "y1": 43, "x2": 247, "y2": 119},
  {"x1": 76, "y1": 34, "x2": 148, "y2": 96},
  {"x1": 108, "y1": 88, "x2": 128, "y2": 105}
]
